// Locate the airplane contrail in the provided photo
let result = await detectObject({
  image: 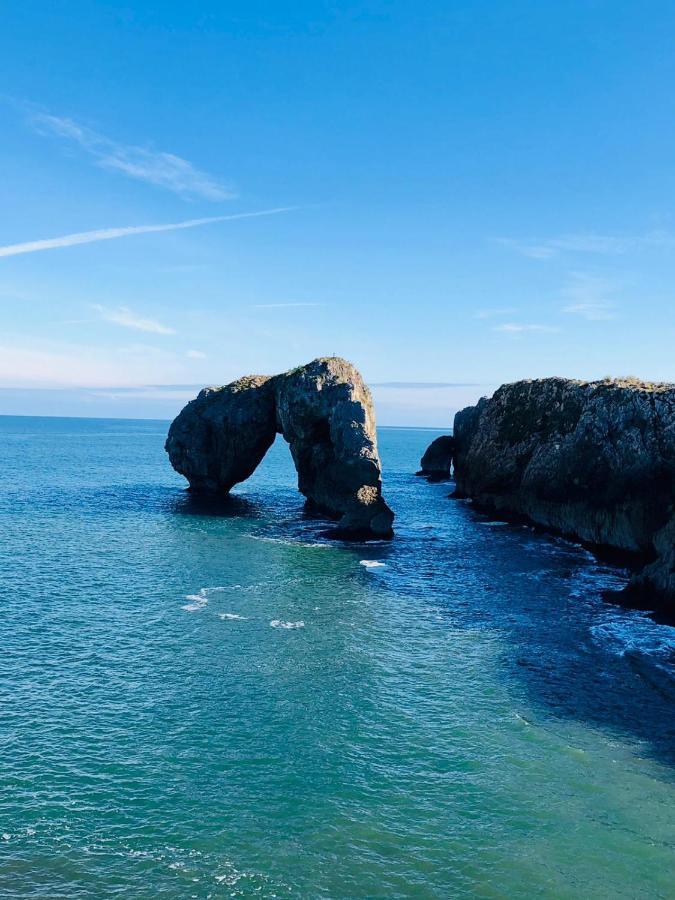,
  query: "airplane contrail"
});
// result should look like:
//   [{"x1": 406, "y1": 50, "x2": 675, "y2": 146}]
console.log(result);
[{"x1": 0, "y1": 207, "x2": 295, "y2": 259}]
